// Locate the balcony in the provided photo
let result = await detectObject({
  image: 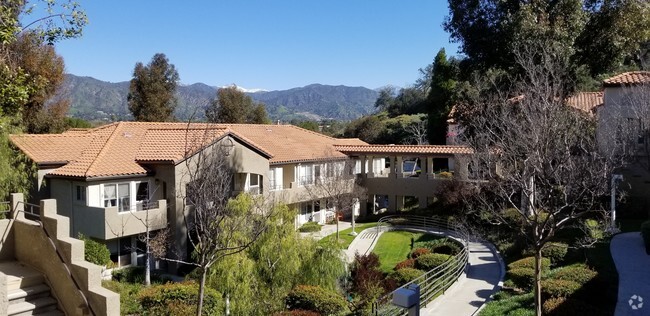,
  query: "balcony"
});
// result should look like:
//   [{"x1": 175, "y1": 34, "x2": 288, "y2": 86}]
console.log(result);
[{"x1": 73, "y1": 199, "x2": 167, "y2": 240}]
